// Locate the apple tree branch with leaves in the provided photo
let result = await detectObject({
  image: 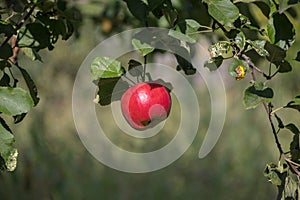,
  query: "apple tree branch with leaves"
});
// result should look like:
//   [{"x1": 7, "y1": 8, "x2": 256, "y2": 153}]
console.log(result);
[
  {"x1": 0, "y1": 0, "x2": 81, "y2": 171},
  {"x1": 91, "y1": 0, "x2": 300, "y2": 199}
]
